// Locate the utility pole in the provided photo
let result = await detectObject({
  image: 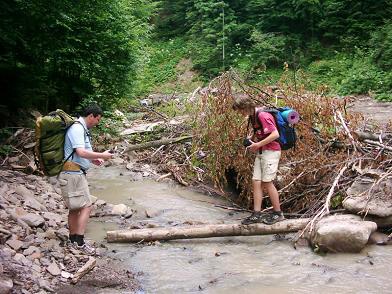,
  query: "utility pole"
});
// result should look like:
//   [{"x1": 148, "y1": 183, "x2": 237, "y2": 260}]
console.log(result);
[{"x1": 222, "y1": 4, "x2": 225, "y2": 71}]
